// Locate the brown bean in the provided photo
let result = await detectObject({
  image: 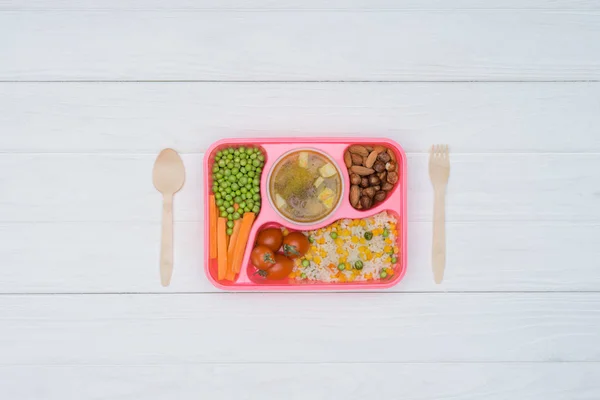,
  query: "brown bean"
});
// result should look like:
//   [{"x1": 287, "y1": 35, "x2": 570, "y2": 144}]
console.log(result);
[
  {"x1": 350, "y1": 165, "x2": 376, "y2": 176},
  {"x1": 373, "y1": 161, "x2": 386, "y2": 173},
  {"x1": 385, "y1": 161, "x2": 396, "y2": 172},
  {"x1": 360, "y1": 195, "x2": 372, "y2": 209},
  {"x1": 377, "y1": 151, "x2": 391, "y2": 163},
  {"x1": 387, "y1": 171, "x2": 399, "y2": 184},
  {"x1": 363, "y1": 187, "x2": 375, "y2": 198},
  {"x1": 360, "y1": 177, "x2": 369, "y2": 188},
  {"x1": 368, "y1": 175, "x2": 380, "y2": 185},
  {"x1": 350, "y1": 173, "x2": 361, "y2": 185},
  {"x1": 344, "y1": 151, "x2": 352, "y2": 168},
  {"x1": 348, "y1": 145, "x2": 369, "y2": 157},
  {"x1": 373, "y1": 185, "x2": 381, "y2": 191},
  {"x1": 350, "y1": 185, "x2": 361, "y2": 207},
  {"x1": 382, "y1": 182, "x2": 394, "y2": 191},
  {"x1": 374, "y1": 191, "x2": 387, "y2": 202},
  {"x1": 365, "y1": 150, "x2": 379, "y2": 168},
  {"x1": 378, "y1": 171, "x2": 387, "y2": 181},
  {"x1": 374, "y1": 145, "x2": 386, "y2": 153}
]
